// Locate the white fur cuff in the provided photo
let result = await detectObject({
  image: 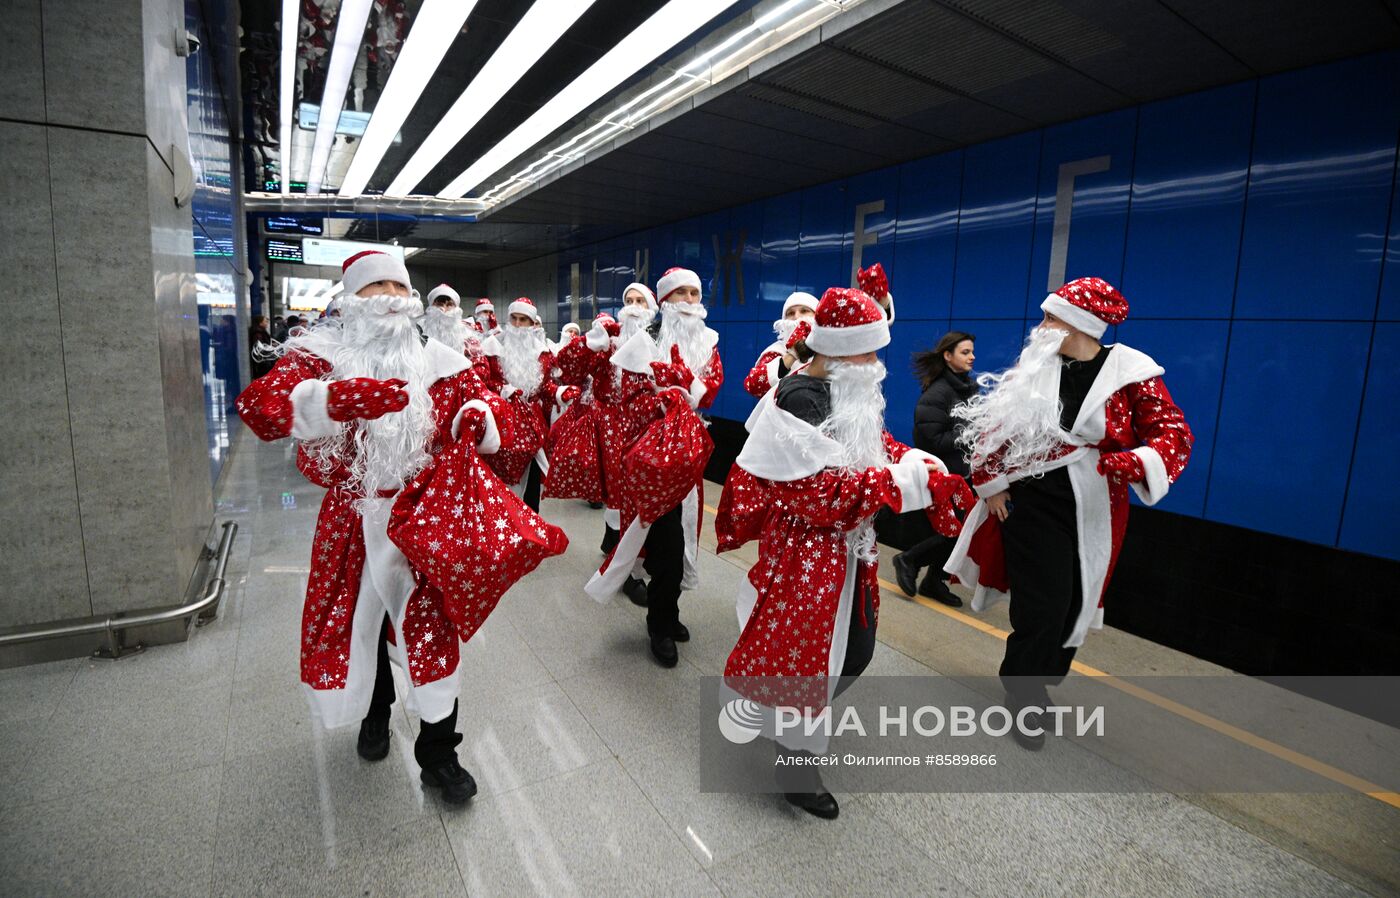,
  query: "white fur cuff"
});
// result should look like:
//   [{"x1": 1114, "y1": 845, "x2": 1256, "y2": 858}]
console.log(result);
[
  {"x1": 1129, "y1": 446, "x2": 1170, "y2": 506},
  {"x1": 686, "y1": 377, "x2": 708, "y2": 408},
  {"x1": 887, "y1": 461, "x2": 933, "y2": 512},
  {"x1": 973, "y1": 474, "x2": 1010, "y2": 499},
  {"x1": 586, "y1": 326, "x2": 610, "y2": 351},
  {"x1": 453, "y1": 399, "x2": 500, "y2": 454},
  {"x1": 900, "y1": 447, "x2": 946, "y2": 474},
  {"x1": 290, "y1": 379, "x2": 340, "y2": 440}
]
